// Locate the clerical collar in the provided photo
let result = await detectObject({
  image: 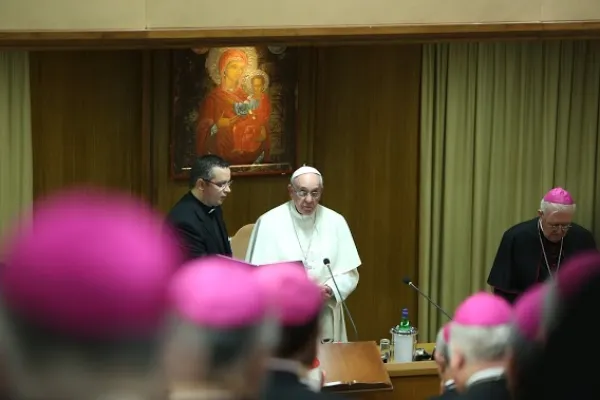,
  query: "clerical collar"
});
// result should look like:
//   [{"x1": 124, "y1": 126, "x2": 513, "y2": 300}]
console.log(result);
[
  {"x1": 191, "y1": 191, "x2": 216, "y2": 214},
  {"x1": 465, "y1": 367, "x2": 505, "y2": 387}
]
